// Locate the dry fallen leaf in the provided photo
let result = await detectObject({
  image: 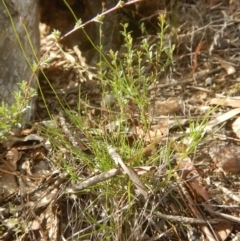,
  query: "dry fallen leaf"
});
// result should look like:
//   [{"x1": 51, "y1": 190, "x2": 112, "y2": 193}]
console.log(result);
[
  {"x1": 190, "y1": 40, "x2": 206, "y2": 76},
  {"x1": 220, "y1": 61, "x2": 236, "y2": 75},
  {"x1": 214, "y1": 55, "x2": 236, "y2": 75},
  {"x1": 204, "y1": 108, "x2": 240, "y2": 133},
  {"x1": 177, "y1": 156, "x2": 232, "y2": 240},
  {"x1": 1, "y1": 148, "x2": 19, "y2": 197},
  {"x1": 5, "y1": 148, "x2": 19, "y2": 170},
  {"x1": 63, "y1": 52, "x2": 75, "y2": 64},
  {"x1": 209, "y1": 146, "x2": 240, "y2": 174},
  {"x1": 135, "y1": 126, "x2": 165, "y2": 143},
  {"x1": 209, "y1": 97, "x2": 240, "y2": 108},
  {"x1": 214, "y1": 221, "x2": 233, "y2": 241},
  {"x1": 108, "y1": 146, "x2": 148, "y2": 198},
  {"x1": 39, "y1": 201, "x2": 60, "y2": 240},
  {"x1": 232, "y1": 117, "x2": 240, "y2": 139},
  {"x1": 151, "y1": 97, "x2": 183, "y2": 116},
  {"x1": 177, "y1": 156, "x2": 210, "y2": 203},
  {"x1": 135, "y1": 118, "x2": 169, "y2": 143}
]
